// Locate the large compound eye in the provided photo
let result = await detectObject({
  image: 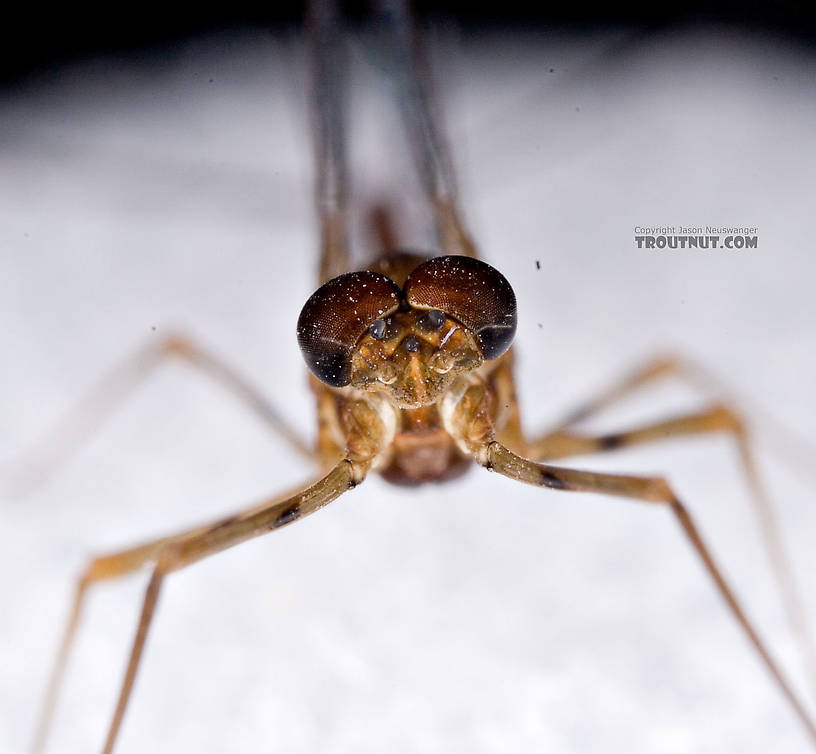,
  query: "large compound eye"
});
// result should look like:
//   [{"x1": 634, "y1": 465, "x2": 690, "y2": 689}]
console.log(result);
[
  {"x1": 404, "y1": 256, "x2": 517, "y2": 359},
  {"x1": 297, "y1": 271, "x2": 401, "y2": 386}
]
